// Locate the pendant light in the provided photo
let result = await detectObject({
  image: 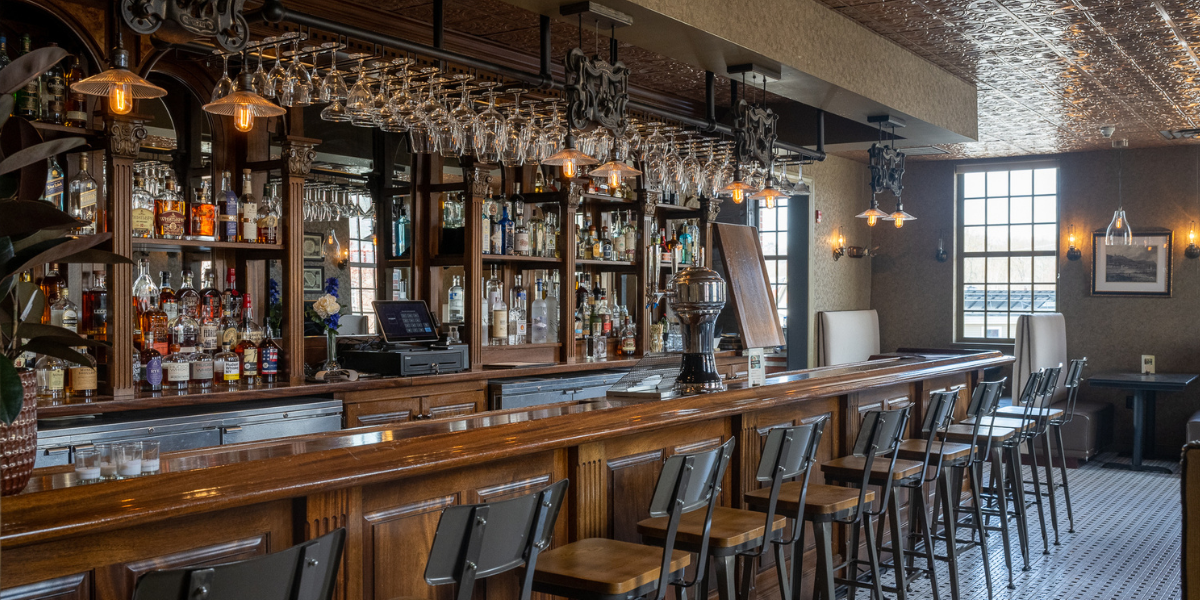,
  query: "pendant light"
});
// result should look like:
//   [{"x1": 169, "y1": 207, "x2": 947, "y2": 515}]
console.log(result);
[
  {"x1": 856, "y1": 196, "x2": 889, "y2": 226},
  {"x1": 749, "y1": 175, "x2": 789, "y2": 209},
  {"x1": 883, "y1": 201, "x2": 916, "y2": 228},
  {"x1": 722, "y1": 162, "x2": 754, "y2": 204},
  {"x1": 1105, "y1": 147, "x2": 1132, "y2": 245},
  {"x1": 203, "y1": 69, "x2": 286, "y2": 133},
  {"x1": 543, "y1": 130, "x2": 597, "y2": 178},
  {"x1": 70, "y1": 31, "x2": 166, "y2": 115},
  {"x1": 590, "y1": 154, "x2": 642, "y2": 189}
]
